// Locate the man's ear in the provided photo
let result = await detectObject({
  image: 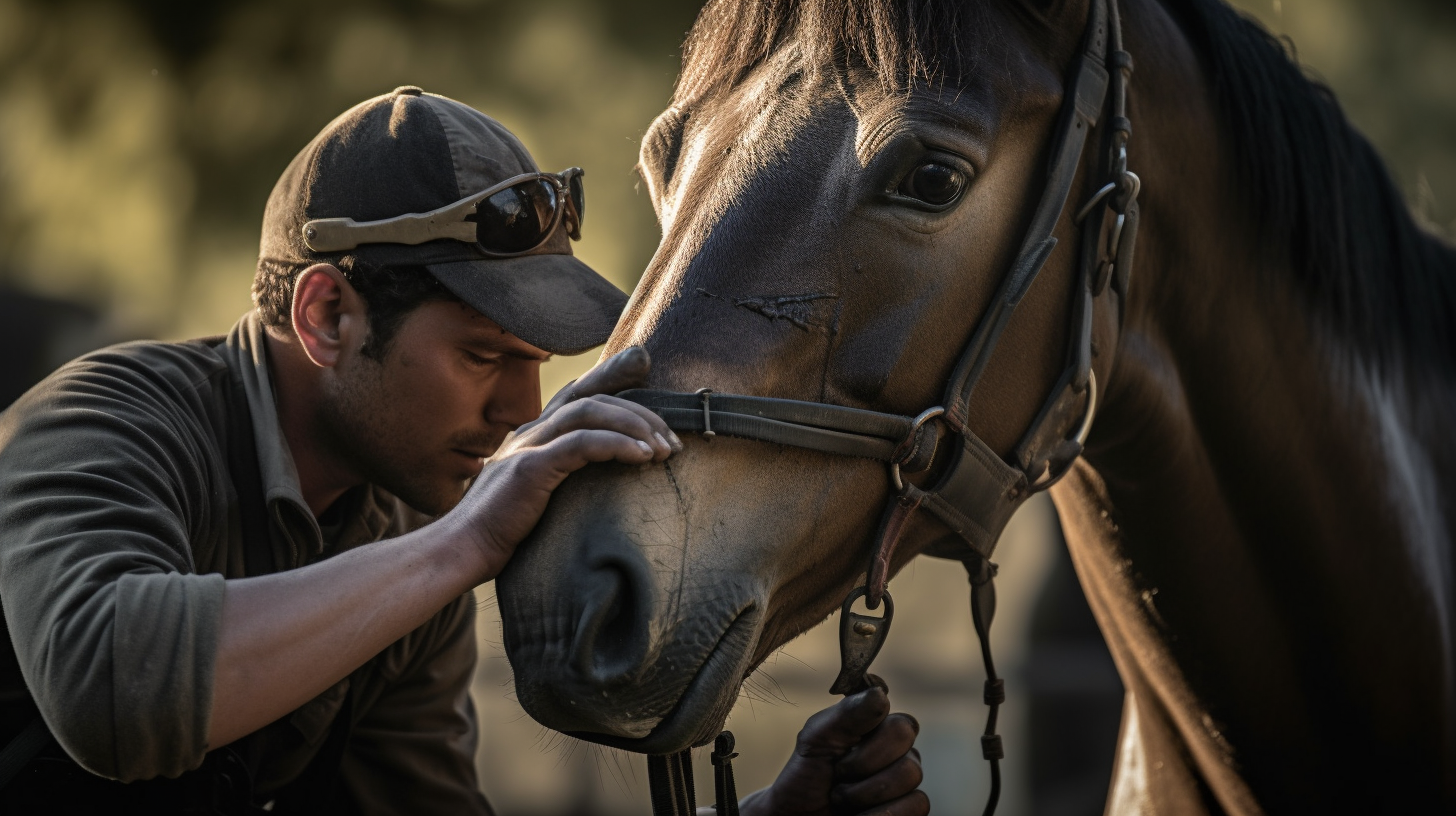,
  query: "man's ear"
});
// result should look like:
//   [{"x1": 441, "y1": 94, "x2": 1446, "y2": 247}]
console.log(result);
[{"x1": 290, "y1": 264, "x2": 367, "y2": 368}]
